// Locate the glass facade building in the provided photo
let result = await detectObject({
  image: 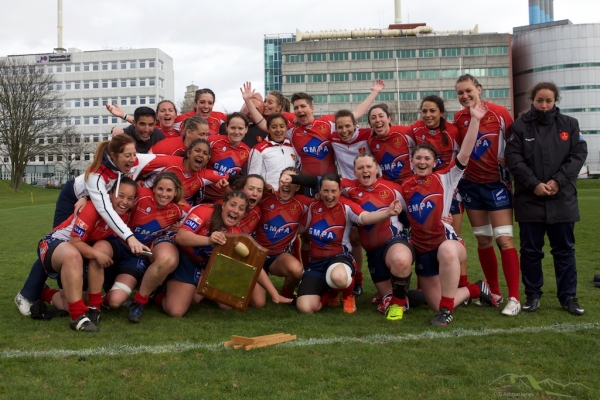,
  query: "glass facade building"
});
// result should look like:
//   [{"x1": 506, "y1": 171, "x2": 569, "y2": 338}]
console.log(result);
[{"x1": 264, "y1": 34, "x2": 295, "y2": 94}]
